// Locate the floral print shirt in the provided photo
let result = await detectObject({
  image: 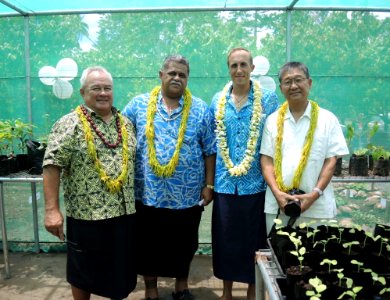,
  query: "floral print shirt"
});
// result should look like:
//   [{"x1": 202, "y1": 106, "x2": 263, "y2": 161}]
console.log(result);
[
  {"x1": 210, "y1": 80, "x2": 279, "y2": 195},
  {"x1": 43, "y1": 106, "x2": 137, "y2": 220},
  {"x1": 122, "y1": 91, "x2": 216, "y2": 209}
]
